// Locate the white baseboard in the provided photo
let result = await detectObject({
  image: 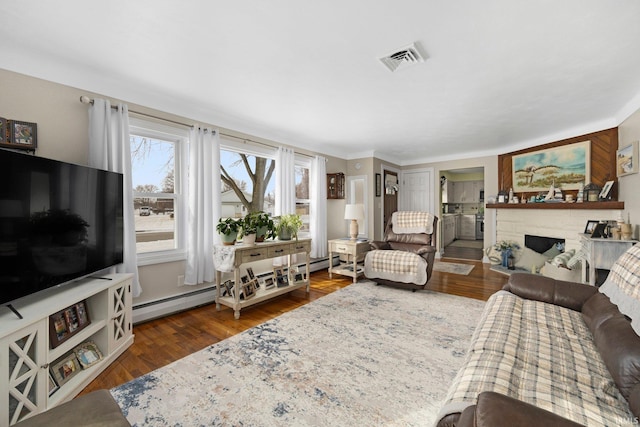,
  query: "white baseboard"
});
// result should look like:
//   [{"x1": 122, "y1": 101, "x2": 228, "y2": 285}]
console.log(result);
[{"x1": 132, "y1": 257, "x2": 331, "y2": 324}]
